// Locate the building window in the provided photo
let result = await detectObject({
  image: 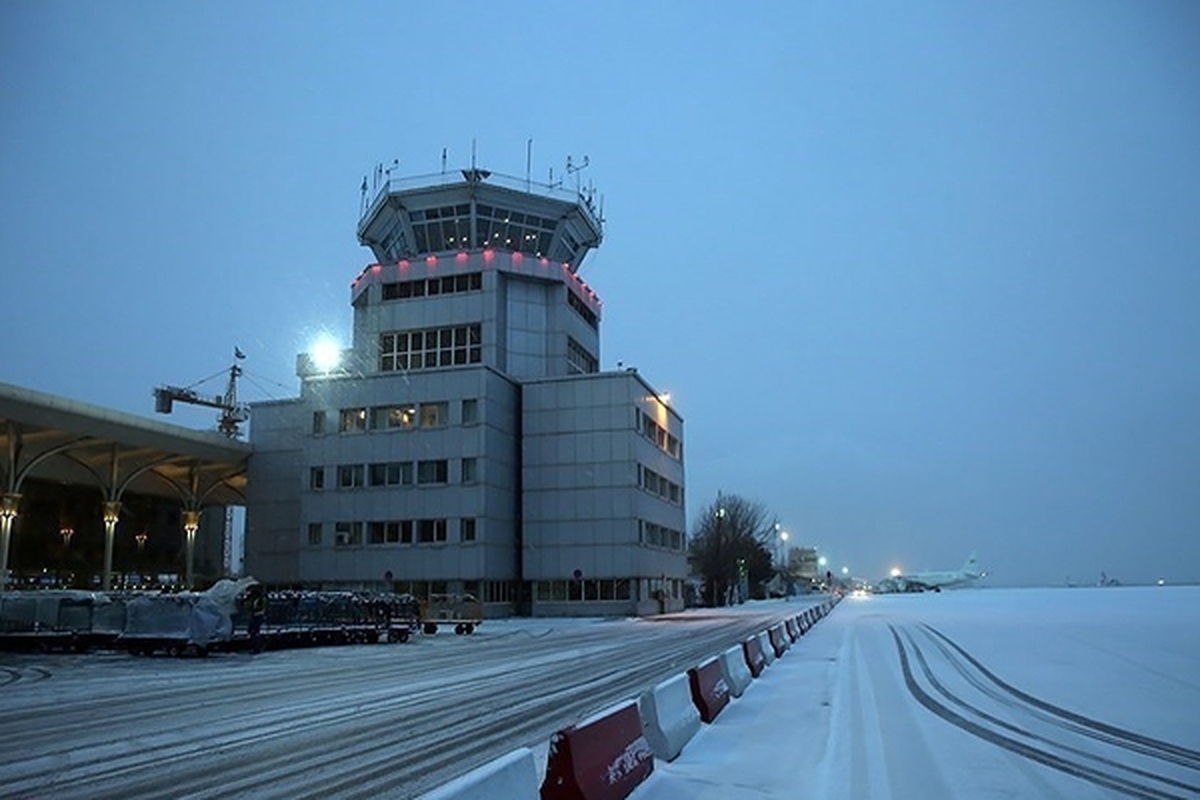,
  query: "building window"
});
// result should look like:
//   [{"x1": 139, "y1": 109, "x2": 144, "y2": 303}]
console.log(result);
[
  {"x1": 474, "y1": 204, "x2": 558, "y2": 256},
  {"x1": 641, "y1": 412, "x2": 681, "y2": 460},
  {"x1": 461, "y1": 518, "x2": 476, "y2": 542},
  {"x1": 312, "y1": 410, "x2": 326, "y2": 436},
  {"x1": 338, "y1": 464, "x2": 365, "y2": 489},
  {"x1": 371, "y1": 404, "x2": 417, "y2": 430},
  {"x1": 639, "y1": 464, "x2": 681, "y2": 505},
  {"x1": 369, "y1": 461, "x2": 413, "y2": 487},
  {"x1": 368, "y1": 521, "x2": 387, "y2": 545},
  {"x1": 339, "y1": 407, "x2": 368, "y2": 433},
  {"x1": 461, "y1": 458, "x2": 477, "y2": 483},
  {"x1": 567, "y1": 289, "x2": 599, "y2": 329},
  {"x1": 417, "y1": 459, "x2": 449, "y2": 485},
  {"x1": 567, "y1": 337, "x2": 598, "y2": 375},
  {"x1": 400, "y1": 520, "x2": 413, "y2": 543},
  {"x1": 418, "y1": 518, "x2": 448, "y2": 543},
  {"x1": 462, "y1": 398, "x2": 479, "y2": 425},
  {"x1": 309, "y1": 467, "x2": 325, "y2": 490},
  {"x1": 420, "y1": 402, "x2": 449, "y2": 428},
  {"x1": 307, "y1": 523, "x2": 322, "y2": 546},
  {"x1": 334, "y1": 521, "x2": 362, "y2": 547},
  {"x1": 379, "y1": 324, "x2": 481, "y2": 373},
  {"x1": 383, "y1": 271, "x2": 483, "y2": 301}
]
